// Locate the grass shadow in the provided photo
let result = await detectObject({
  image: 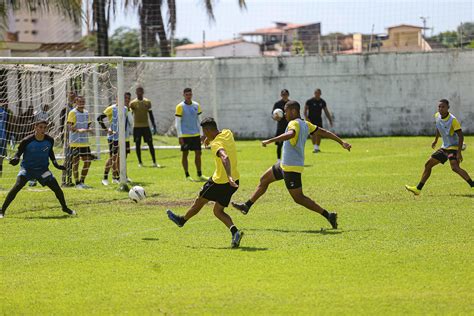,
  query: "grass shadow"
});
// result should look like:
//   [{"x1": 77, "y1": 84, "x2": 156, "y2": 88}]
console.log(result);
[
  {"x1": 24, "y1": 214, "x2": 72, "y2": 220},
  {"x1": 247, "y1": 228, "x2": 343, "y2": 235},
  {"x1": 451, "y1": 194, "x2": 474, "y2": 198},
  {"x1": 188, "y1": 245, "x2": 269, "y2": 252},
  {"x1": 142, "y1": 237, "x2": 159, "y2": 241}
]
